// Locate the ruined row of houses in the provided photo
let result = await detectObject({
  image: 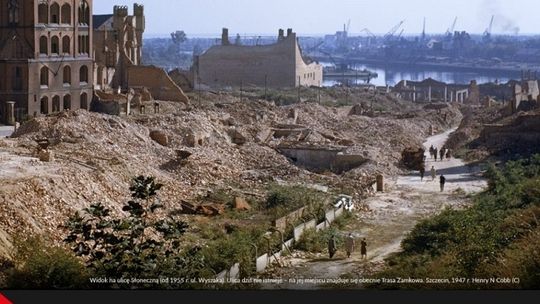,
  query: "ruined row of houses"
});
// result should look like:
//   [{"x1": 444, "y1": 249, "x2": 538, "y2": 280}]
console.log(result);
[
  {"x1": 392, "y1": 73, "x2": 540, "y2": 114},
  {"x1": 0, "y1": 0, "x2": 188, "y2": 125}
]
